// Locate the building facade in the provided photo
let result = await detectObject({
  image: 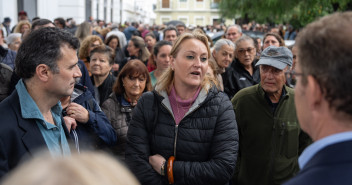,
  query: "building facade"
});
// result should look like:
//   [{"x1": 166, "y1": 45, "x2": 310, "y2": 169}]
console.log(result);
[
  {"x1": 154, "y1": 0, "x2": 233, "y2": 27},
  {"x1": 0, "y1": 0, "x2": 155, "y2": 26}
]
